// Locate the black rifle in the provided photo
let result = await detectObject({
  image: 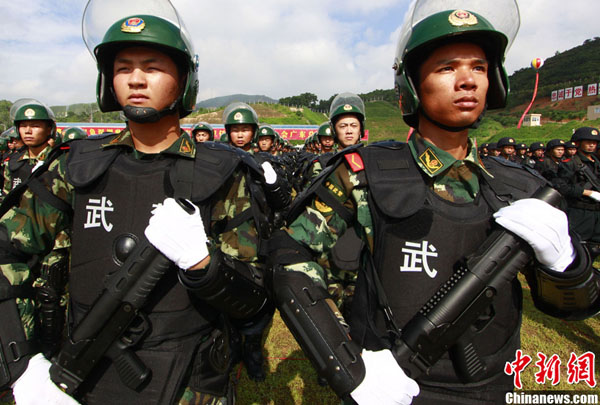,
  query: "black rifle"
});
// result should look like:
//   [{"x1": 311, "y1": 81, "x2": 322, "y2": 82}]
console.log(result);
[
  {"x1": 49, "y1": 199, "x2": 194, "y2": 396},
  {"x1": 392, "y1": 187, "x2": 562, "y2": 381}
]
